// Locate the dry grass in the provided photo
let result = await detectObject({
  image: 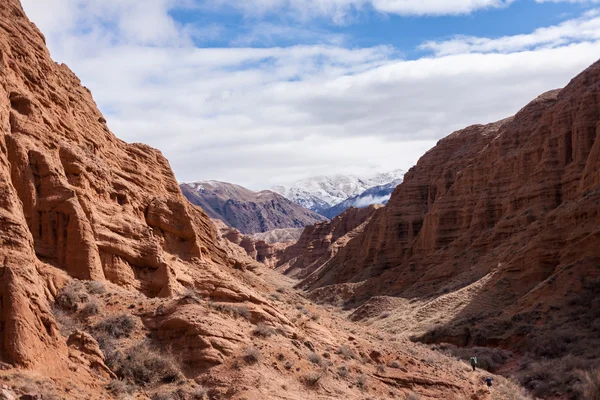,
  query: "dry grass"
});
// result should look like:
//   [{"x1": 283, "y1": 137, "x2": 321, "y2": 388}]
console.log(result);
[
  {"x1": 302, "y1": 372, "x2": 322, "y2": 388},
  {"x1": 110, "y1": 342, "x2": 180, "y2": 386},
  {"x1": 405, "y1": 392, "x2": 420, "y2": 400},
  {"x1": 87, "y1": 281, "x2": 106, "y2": 295},
  {"x1": 96, "y1": 314, "x2": 137, "y2": 338},
  {"x1": 308, "y1": 352, "x2": 323, "y2": 366},
  {"x1": 252, "y1": 322, "x2": 276, "y2": 338},
  {"x1": 208, "y1": 302, "x2": 251, "y2": 320},
  {"x1": 582, "y1": 369, "x2": 600, "y2": 400},
  {"x1": 337, "y1": 364, "x2": 349, "y2": 378},
  {"x1": 337, "y1": 345, "x2": 356, "y2": 360},
  {"x1": 81, "y1": 298, "x2": 101, "y2": 317},
  {"x1": 55, "y1": 280, "x2": 89, "y2": 312},
  {"x1": 491, "y1": 376, "x2": 534, "y2": 400},
  {"x1": 357, "y1": 374, "x2": 367, "y2": 390},
  {"x1": 106, "y1": 379, "x2": 135, "y2": 396},
  {"x1": 243, "y1": 347, "x2": 261, "y2": 364}
]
